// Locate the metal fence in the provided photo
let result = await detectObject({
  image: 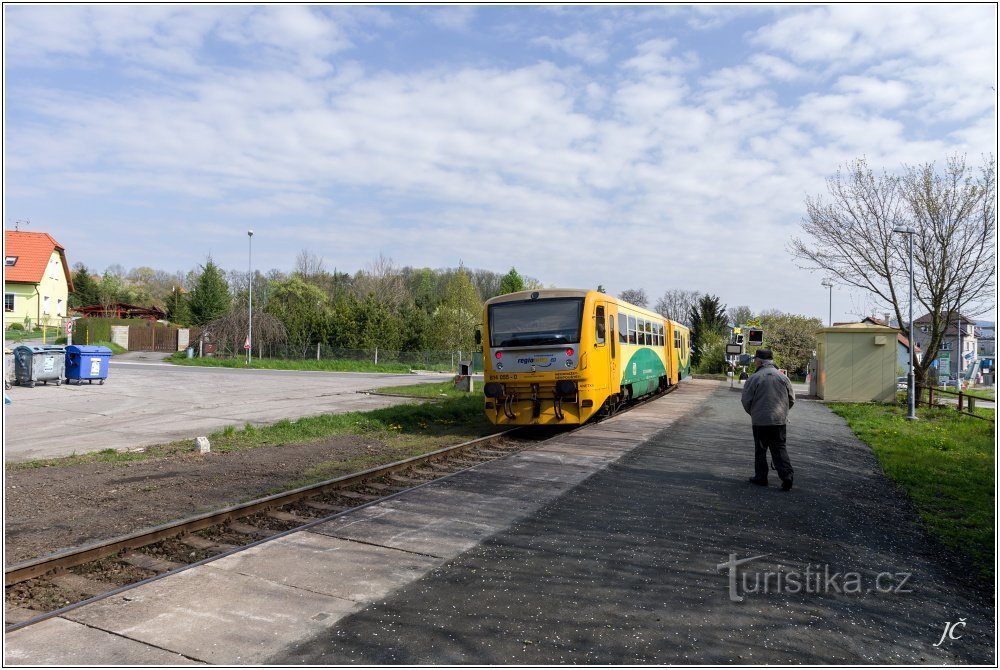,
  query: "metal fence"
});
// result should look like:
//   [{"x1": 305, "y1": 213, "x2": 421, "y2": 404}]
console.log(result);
[{"x1": 202, "y1": 342, "x2": 485, "y2": 373}]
